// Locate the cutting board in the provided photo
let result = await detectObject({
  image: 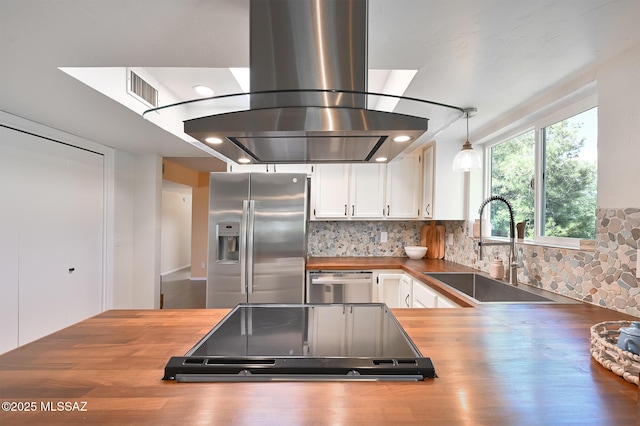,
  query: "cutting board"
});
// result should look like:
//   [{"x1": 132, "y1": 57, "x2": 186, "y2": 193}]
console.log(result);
[
  {"x1": 435, "y1": 224, "x2": 445, "y2": 259},
  {"x1": 422, "y1": 222, "x2": 445, "y2": 259}
]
